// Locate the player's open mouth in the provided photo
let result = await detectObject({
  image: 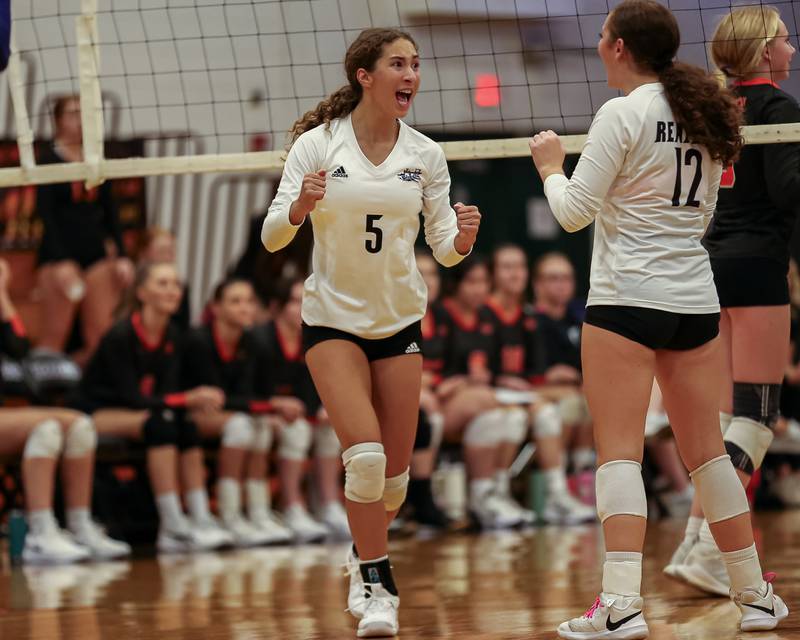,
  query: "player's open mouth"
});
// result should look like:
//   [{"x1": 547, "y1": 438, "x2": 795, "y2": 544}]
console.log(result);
[{"x1": 396, "y1": 90, "x2": 412, "y2": 107}]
